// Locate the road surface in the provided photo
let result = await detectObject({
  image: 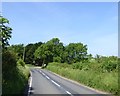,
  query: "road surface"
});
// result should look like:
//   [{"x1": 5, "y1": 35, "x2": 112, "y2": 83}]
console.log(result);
[{"x1": 27, "y1": 68, "x2": 110, "y2": 96}]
